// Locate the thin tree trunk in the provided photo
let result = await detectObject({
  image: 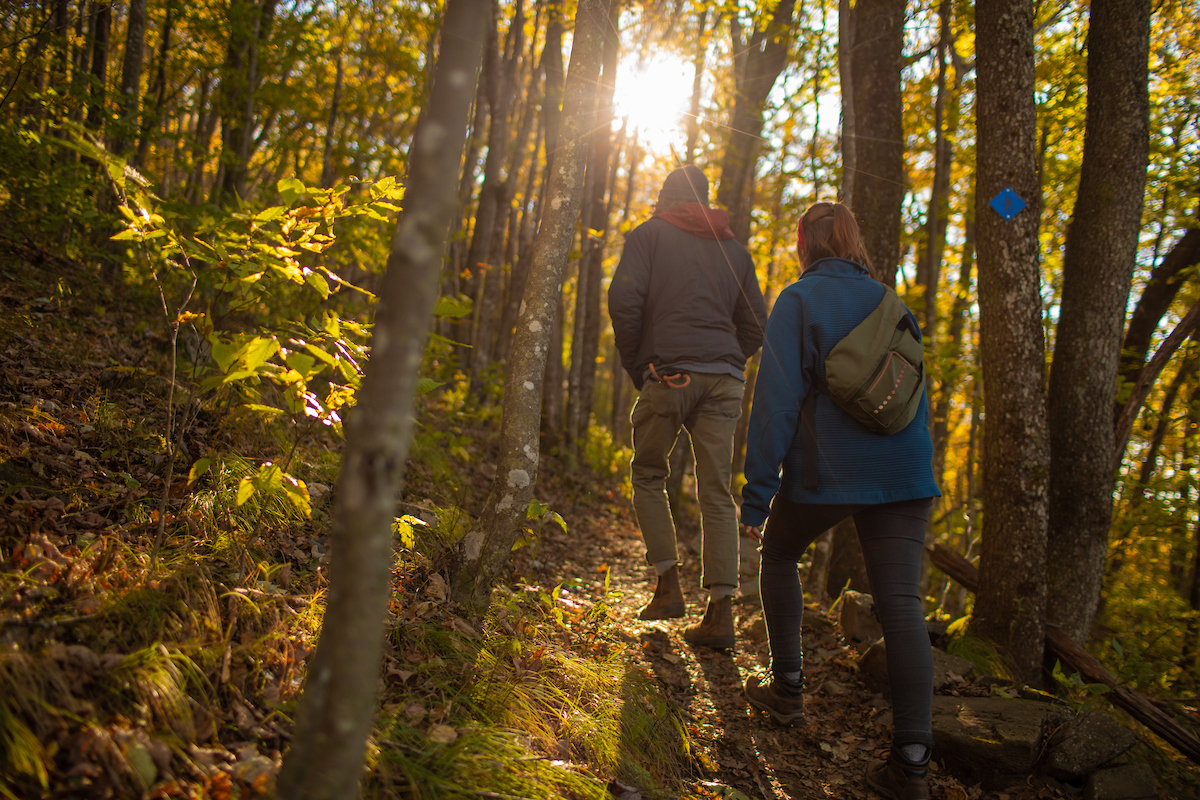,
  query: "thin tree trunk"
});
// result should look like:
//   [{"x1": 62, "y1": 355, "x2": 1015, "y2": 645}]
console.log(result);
[
  {"x1": 111, "y1": 0, "x2": 146, "y2": 156},
  {"x1": 1114, "y1": 300, "x2": 1200, "y2": 472},
  {"x1": 973, "y1": 0, "x2": 1048, "y2": 683},
  {"x1": 916, "y1": 0, "x2": 955, "y2": 338},
  {"x1": 133, "y1": 1, "x2": 174, "y2": 170},
  {"x1": 838, "y1": 0, "x2": 855, "y2": 208},
  {"x1": 567, "y1": 9, "x2": 619, "y2": 446},
  {"x1": 684, "y1": 8, "x2": 707, "y2": 164},
  {"x1": 931, "y1": 215, "x2": 974, "y2": 488},
  {"x1": 714, "y1": 0, "x2": 797, "y2": 244},
  {"x1": 319, "y1": 55, "x2": 344, "y2": 188},
  {"x1": 1115, "y1": 225, "x2": 1200, "y2": 422},
  {"x1": 274, "y1": 2, "x2": 488, "y2": 797},
  {"x1": 84, "y1": 0, "x2": 110, "y2": 131},
  {"x1": 449, "y1": 0, "x2": 610, "y2": 609}
]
